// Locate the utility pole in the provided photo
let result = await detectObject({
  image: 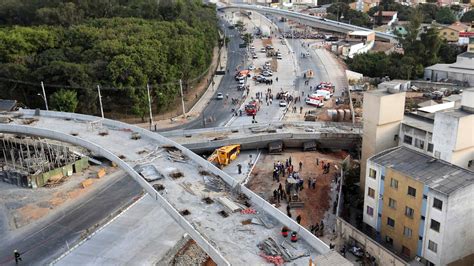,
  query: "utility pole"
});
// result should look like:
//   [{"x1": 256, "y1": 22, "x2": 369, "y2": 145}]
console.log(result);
[
  {"x1": 40, "y1": 81, "x2": 49, "y2": 111},
  {"x1": 146, "y1": 84, "x2": 154, "y2": 131},
  {"x1": 179, "y1": 79, "x2": 186, "y2": 118},
  {"x1": 97, "y1": 85, "x2": 104, "y2": 119}
]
